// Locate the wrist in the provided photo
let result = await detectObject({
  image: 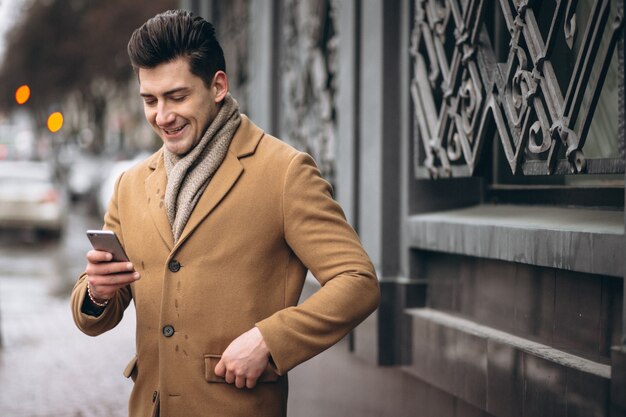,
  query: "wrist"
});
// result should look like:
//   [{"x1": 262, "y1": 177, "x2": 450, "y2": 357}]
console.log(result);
[
  {"x1": 254, "y1": 326, "x2": 270, "y2": 357},
  {"x1": 86, "y1": 282, "x2": 109, "y2": 307}
]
